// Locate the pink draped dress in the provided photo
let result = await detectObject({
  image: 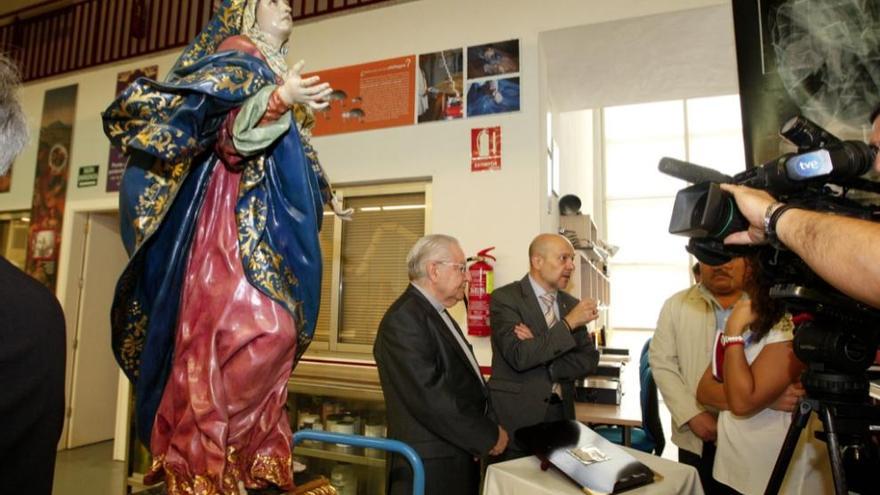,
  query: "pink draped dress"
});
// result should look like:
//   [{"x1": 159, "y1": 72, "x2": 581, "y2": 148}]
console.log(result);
[{"x1": 144, "y1": 36, "x2": 298, "y2": 494}]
